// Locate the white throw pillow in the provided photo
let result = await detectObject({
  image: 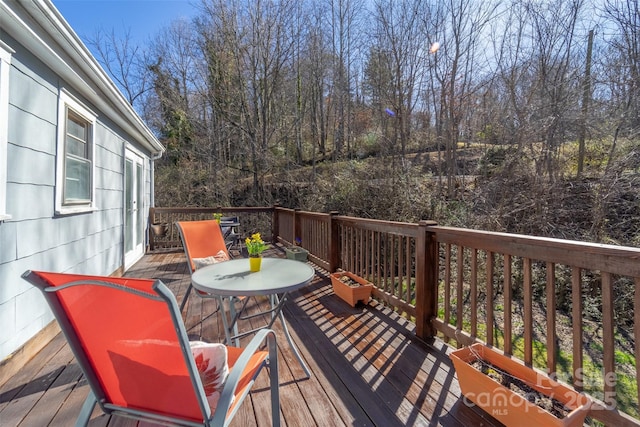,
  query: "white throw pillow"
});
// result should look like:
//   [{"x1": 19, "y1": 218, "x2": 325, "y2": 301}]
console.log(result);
[
  {"x1": 193, "y1": 250, "x2": 230, "y2": 270},
  {"x1": 189, "y1": 341, "x2": 229, "y2": 409}
]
